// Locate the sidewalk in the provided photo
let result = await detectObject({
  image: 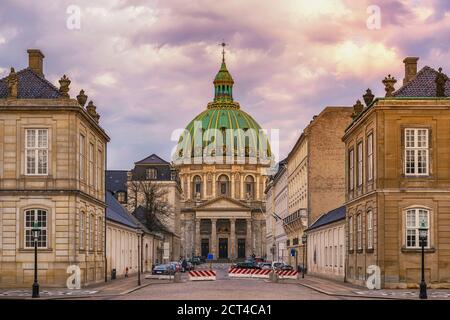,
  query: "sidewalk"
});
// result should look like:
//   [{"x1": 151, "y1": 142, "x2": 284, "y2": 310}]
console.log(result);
[
  {"x1": 0, "y1": 273, "x2": 173, "y2": 299},
  {"x1": 291, "y1": 275, "x2": 450, "y2": 300}
]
